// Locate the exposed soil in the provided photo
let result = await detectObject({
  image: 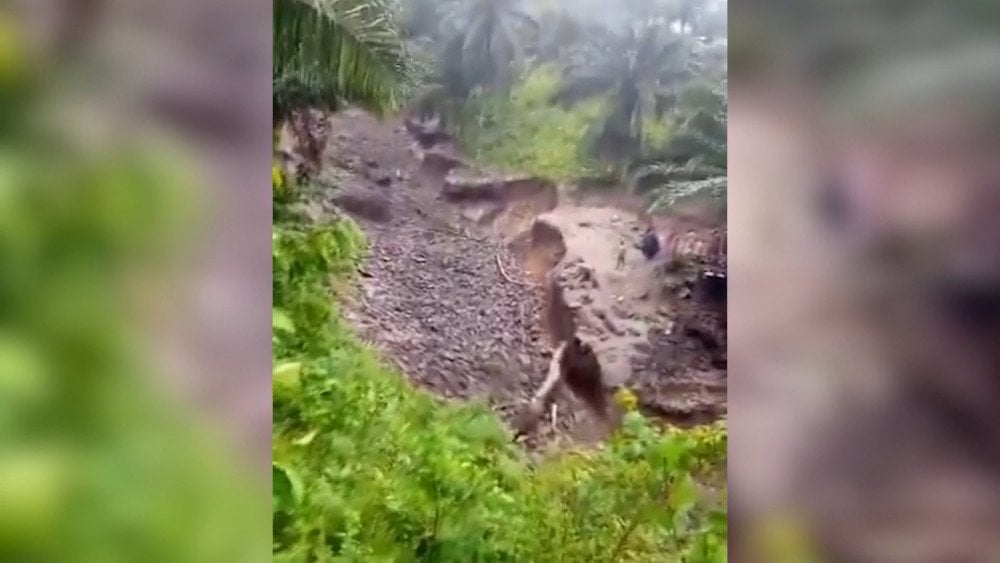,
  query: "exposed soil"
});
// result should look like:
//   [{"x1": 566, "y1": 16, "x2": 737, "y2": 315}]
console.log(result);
[{"x1": 308, "y1": 108, "x2": 726, "y2": 445}]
